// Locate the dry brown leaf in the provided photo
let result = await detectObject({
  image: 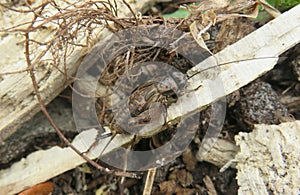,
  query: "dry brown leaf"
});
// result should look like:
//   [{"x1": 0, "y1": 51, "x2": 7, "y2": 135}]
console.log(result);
[
  {"x1": 258, "y1": 0, "x2": 281, "y2": 17},
  {"x1": 182, "y1": 147, "x2": 197, "y2": 171},
  {"x1": 203, "y1": 175, "x2": 218, "y2": 195},
  {"x1": 190, "y1": 21, "x2": 212, "y2": 54},
  {"x1": 18, "y1": 181, "x2": 53, "y2": 195},
  {"x1": 158, "y1": 180, "x2": 177, "y2": 194}
]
